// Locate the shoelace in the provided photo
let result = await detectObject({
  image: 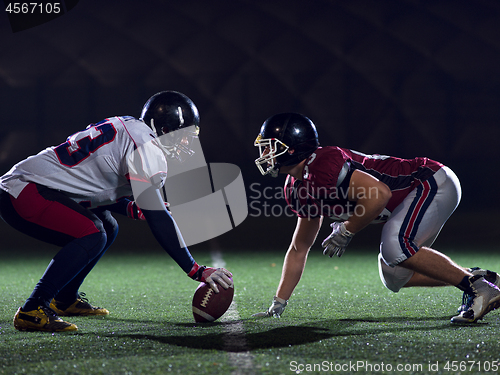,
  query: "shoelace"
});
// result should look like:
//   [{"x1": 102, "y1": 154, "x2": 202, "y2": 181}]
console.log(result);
[
  {"x1": 78, "y1": 292, "x2": 89, "y2": 303},
  {"x1": 40, "y1": 305, "x2": 58, "y2": 317},
  {"x1": 461, "y1": 292, "x2": 475, "y2": 311},
  {"x1": 77, "y1": 292, "x2": 103, "y2": 309}
]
